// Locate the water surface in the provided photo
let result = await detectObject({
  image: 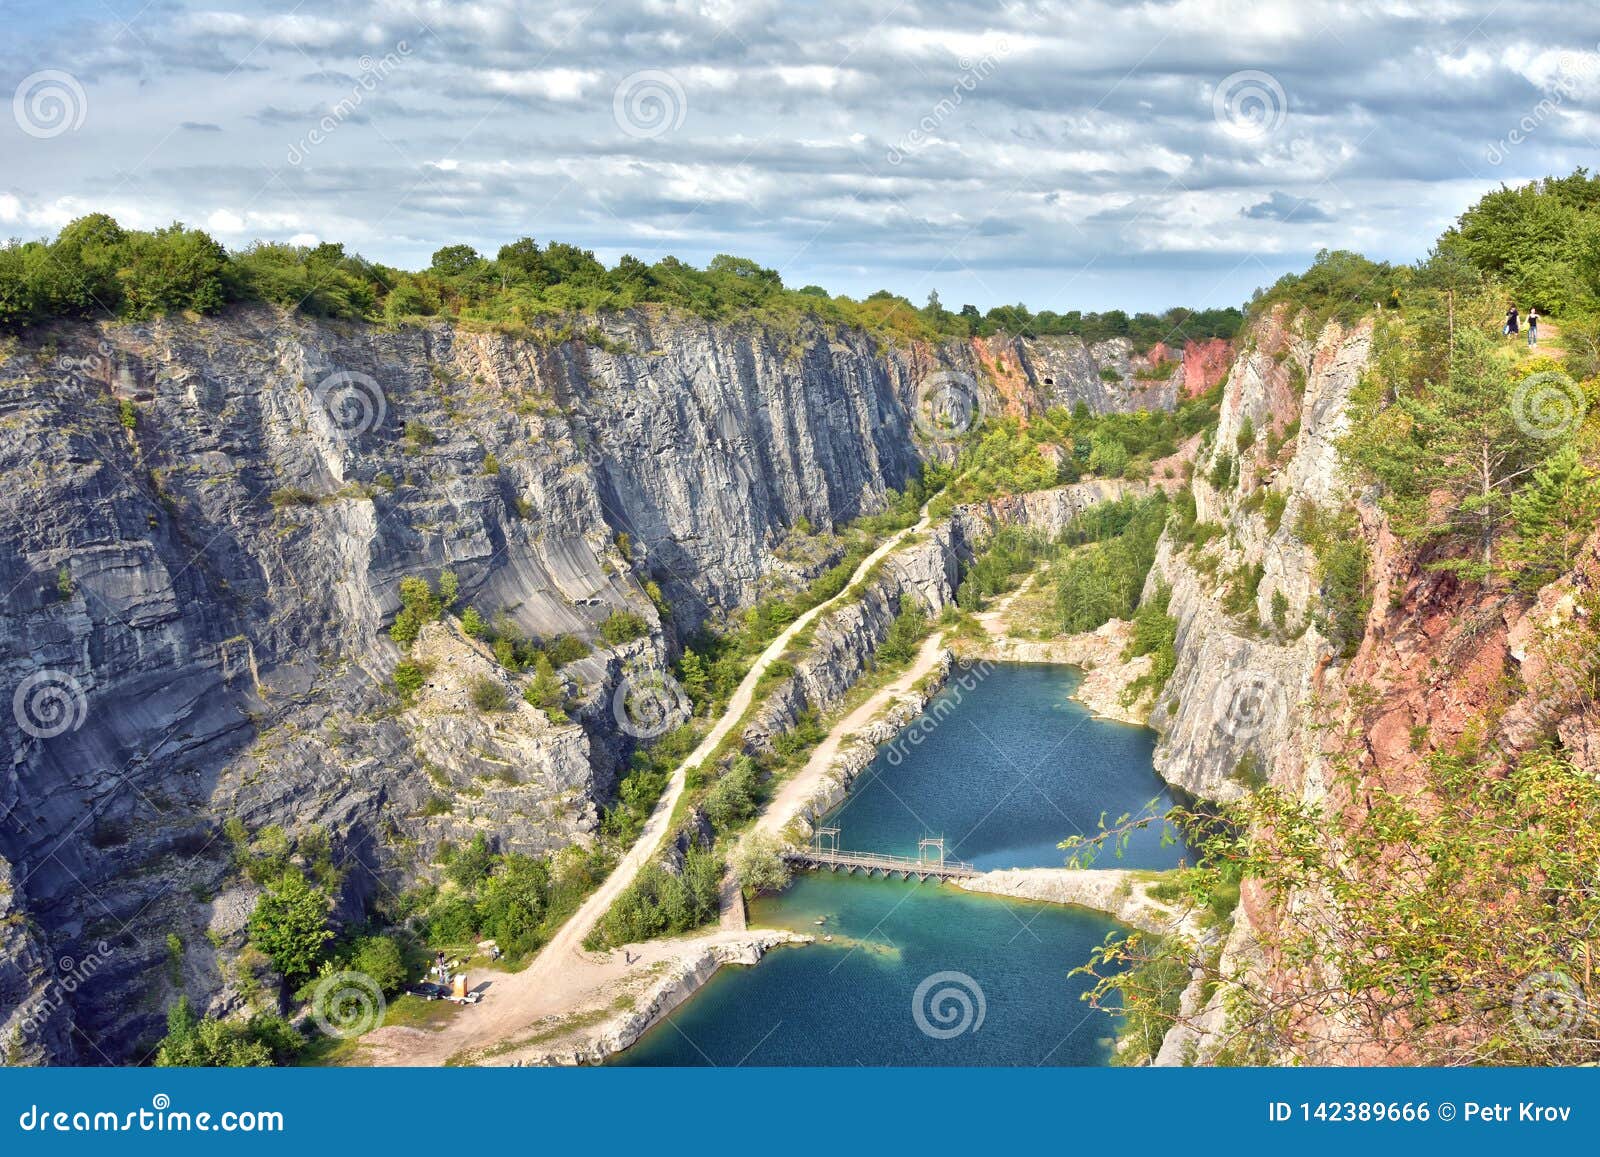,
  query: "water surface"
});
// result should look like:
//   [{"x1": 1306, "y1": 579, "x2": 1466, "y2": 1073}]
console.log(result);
[{"x1": 615, "y1": 663, "x2": 1186, "y2": 1066}]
